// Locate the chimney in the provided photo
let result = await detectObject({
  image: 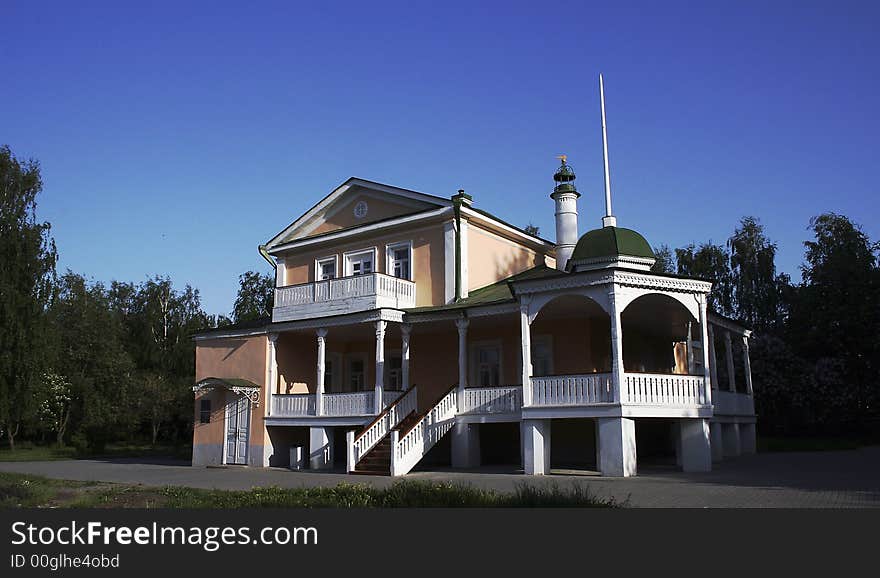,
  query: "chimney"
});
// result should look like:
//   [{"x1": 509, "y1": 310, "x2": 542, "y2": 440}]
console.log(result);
[{"x1": 550, "y1": 156, "x2": 580, "y2": 271}]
